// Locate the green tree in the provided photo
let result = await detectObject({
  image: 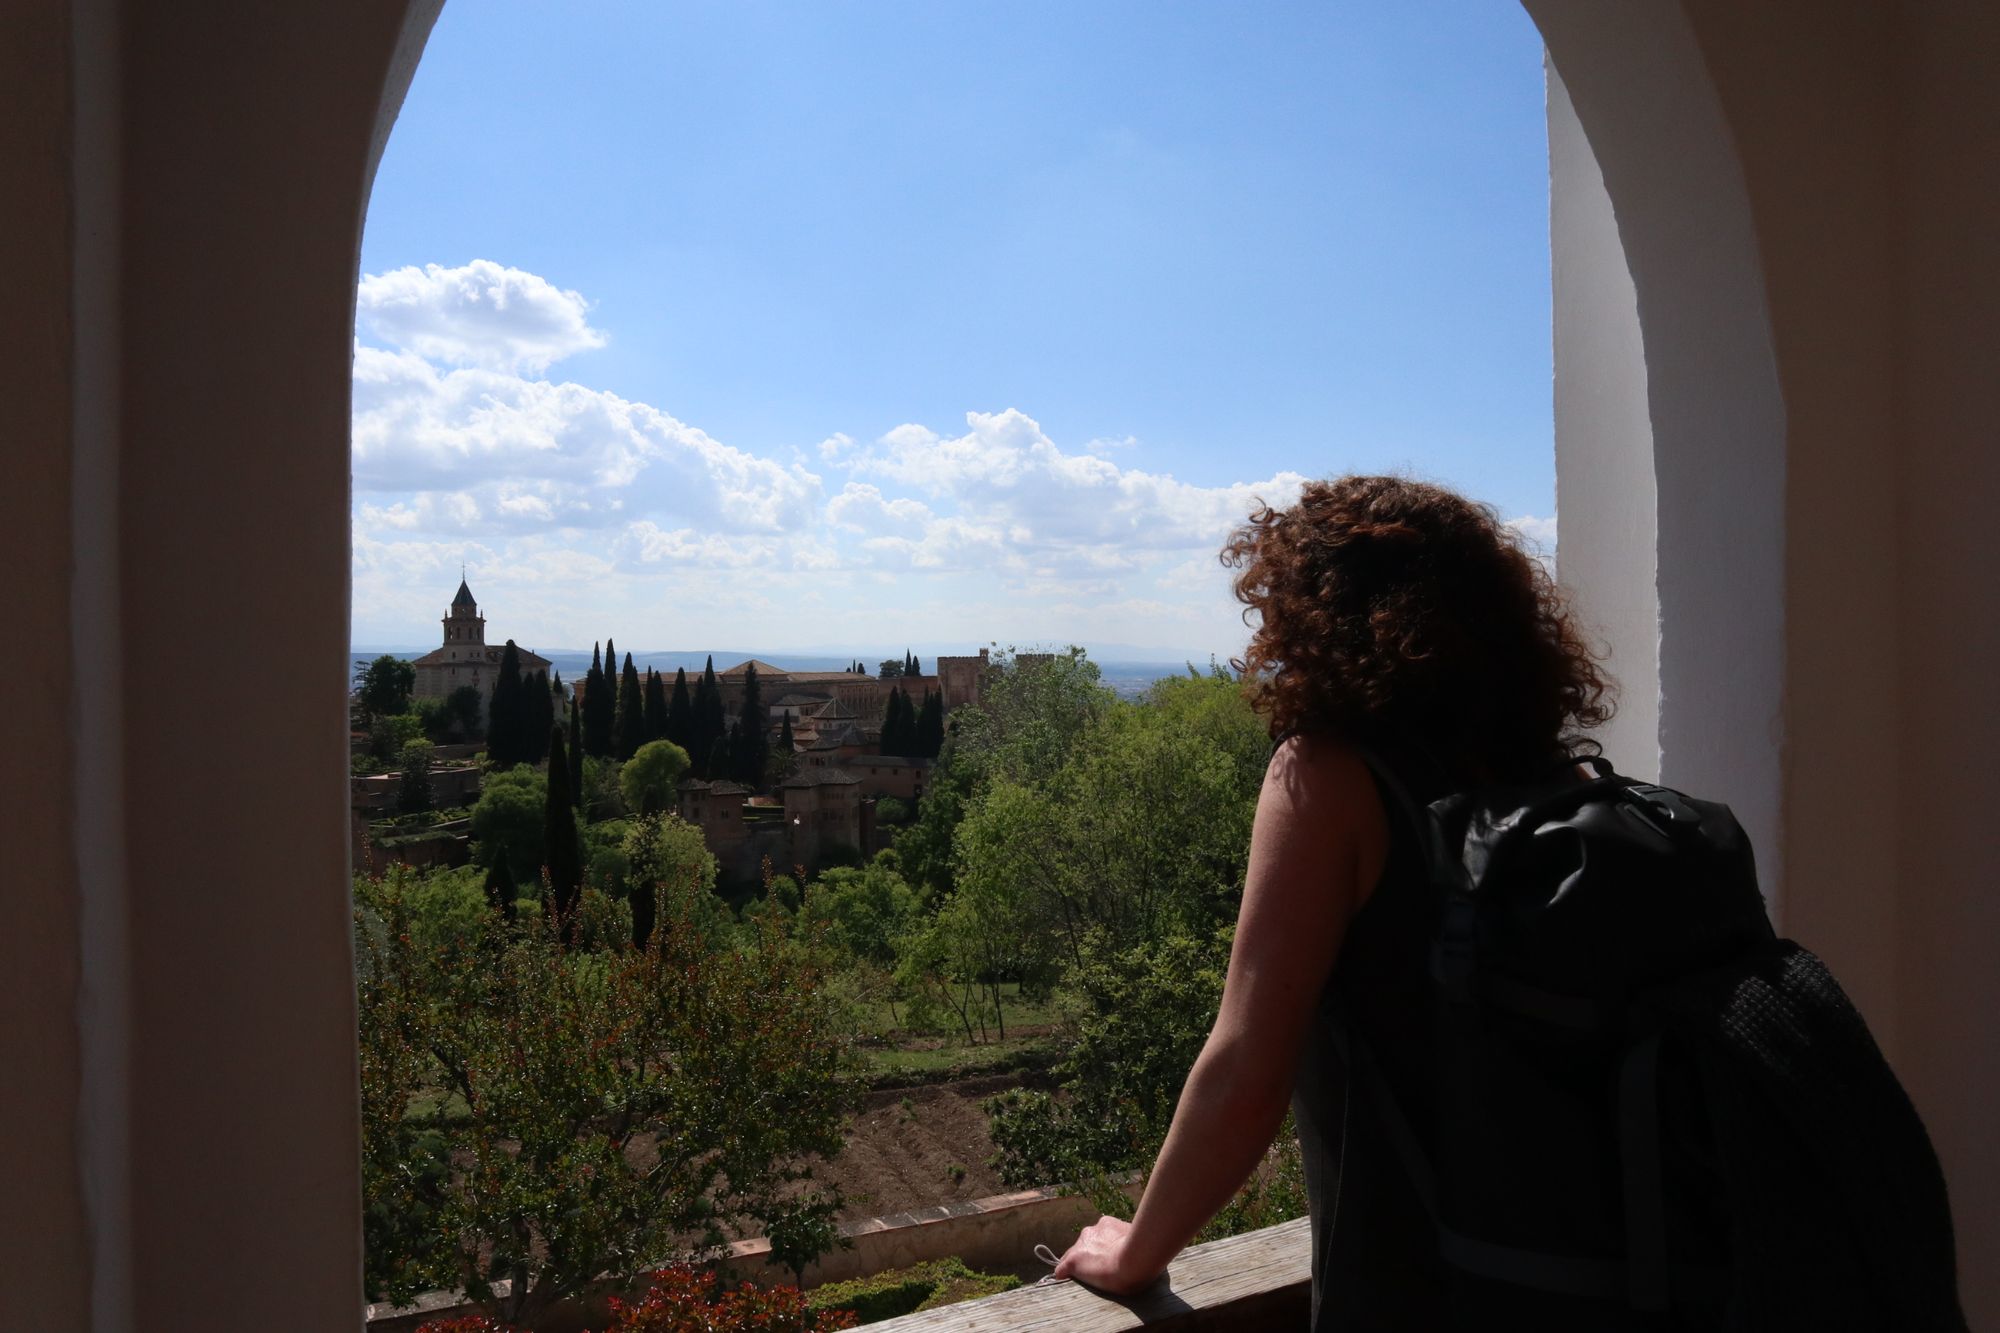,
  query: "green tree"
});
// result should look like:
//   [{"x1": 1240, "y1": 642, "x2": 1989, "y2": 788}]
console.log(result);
[
  {"x1": 691, "y1": 657, "x2": 726, "y2": 779},
  {"x1": 778, "y1": 714, "x2": 795, "y2": 754},
  {"x1": 526, "y1": 668, "x2": 554, "y2": 765},
  {"x1": 985, "y1": 929, "x2": 1228, "y2": 1188},
  {"x1": 469, "y1": 765, "x2": 547, "y2": 885},
  {"x1": 353, "y1": 867, "x2": 849, "y2": 1323},
  {"x1": 643, "y1": 668, "x2": 668, "y2": 742},
  {"x1": 487, "y1": 640, "x2": 527, "y2": 767},
  {"x1": 666, "y1": 667, "x2": 694, "y2": 752},
  {"x1": 395, "y1": 739, "x2": 434, "y2": 815},
  {"x1": 878, "y1": 658, "x2": 904, "y2": 679},
  {"x1": 916, "y1": 688, "x2": 945, "y2": 759},
  {"x1": 446, "y1": 684, "x2": 485, "y2": 741},
  {"x1": 582, "y1": 642, "x2": 614, "y2": 758},
  {"x1": 567, "y1": 695, "x2": 585, "y2": 809},
  {"x1": 615, "y1": 652, "x2": 646, "y2": 760},
  {"x1": 801, "y1": 859, "x2": 917, "y2": 969},
  {"x1": 622, "y1": 811, "x2": 724, "y2": 949},
  {"x1": 368, "y1": 711, "x2": 427, "y2": 763},
  {"x1": 545, "y1": 725, "x2": 584, "y2": 922},
  {"x1": 879, "y1": 688, "x2": 908, "y2": 757},
  {"x1": 621, "y1": 738, "x2": 692, "y2": 817},
  {"x1": 733, "y1": 661, "x2": 768, "y2": 786},
  {"x1": 356, "y1": 654, "x2": 417, "y2": 720}
]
